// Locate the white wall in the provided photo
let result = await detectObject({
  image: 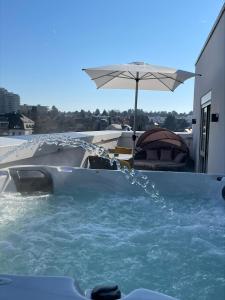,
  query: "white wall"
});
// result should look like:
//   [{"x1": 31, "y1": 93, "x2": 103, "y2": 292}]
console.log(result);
[
  {"x1": 193, "y1": 8, "x2": 225, "y2": 173},
  {"x1": 0, "y1": 131, "x2": 122, "y2": 168}
]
